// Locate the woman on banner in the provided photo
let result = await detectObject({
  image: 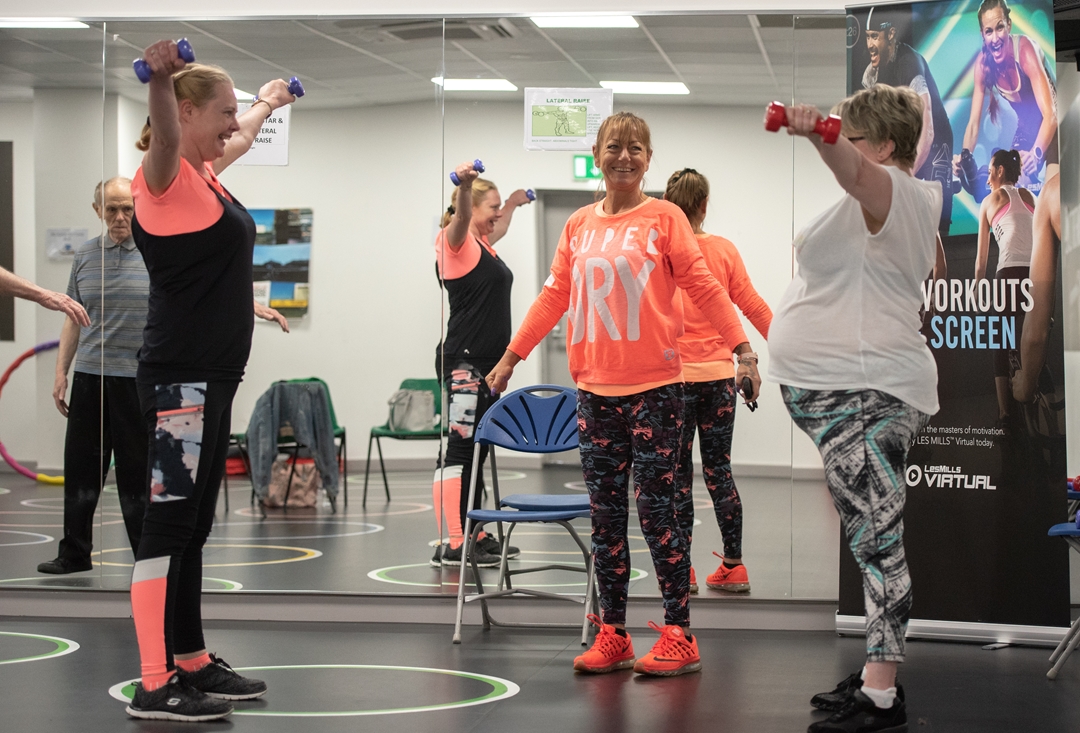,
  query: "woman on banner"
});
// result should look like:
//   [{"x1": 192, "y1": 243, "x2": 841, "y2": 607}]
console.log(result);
[
  {"x1": 769, "y1": 86, "x2": 940, "y2": 733},
  {"x1": 125, "y1": 40, "x2": 297, "y2": 721},
  {"x1": 974, "y1": 149, "x2": 1035, "y2": 425},
  {"x1": 1013, "y1": 172, "x2": 1059, "y2": 403},
  {"x1": 486, "y1": 112, "x2": 761, "y2": 677},
  {"x1": 954, "y1": 0, "x2": 1058, "y2": 190},
  {"x1": 663, "y1": 167, "x2": 772, "y2": 595},
  {"x1": 432, "y1": 165, "x2": 533, "y2": 569}
]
